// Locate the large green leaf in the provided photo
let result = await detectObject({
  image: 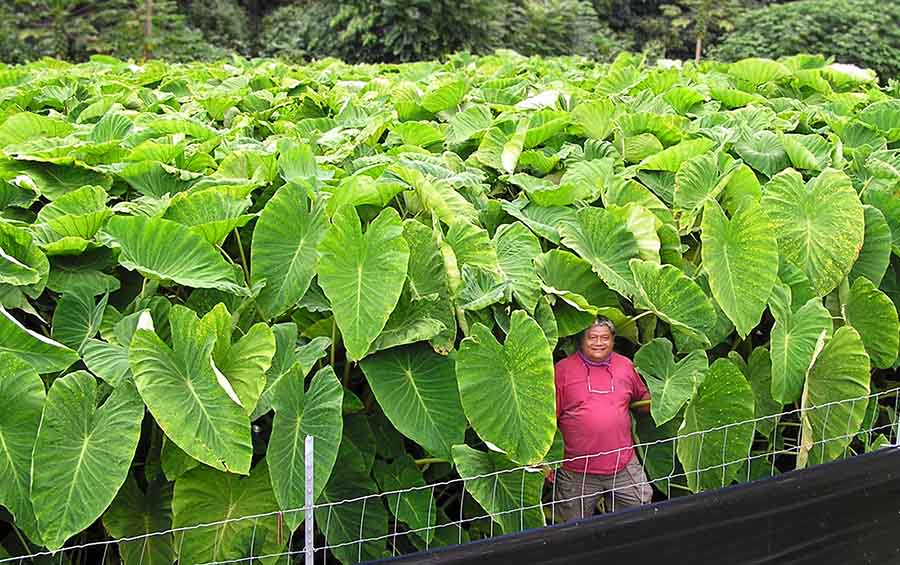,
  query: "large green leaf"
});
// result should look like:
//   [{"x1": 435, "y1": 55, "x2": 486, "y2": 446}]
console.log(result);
[
  {"x1": 34, "y1": 185, "x2": 110, "y2": 240},
  {"x1": 31, "y1": 372, "x2": 144, "y2": 550},
  {"x1": 100, "y1": 215, "x2": 247, "y2": 295},
  {"x1": 677, "y1": 358, "x2": 755, "y2": 492},
  {"x1": 252, "y1": 323, "x2": 330, "y2": 420},
  {"x1": 761, "y1": 168, "x2": 864, "y2": 296},
  {"x1": 130, "y1": 306, "x2": 253, "y2": 475},
  {"x1": 446, "y1": 104, "x2": 493, "y2": 145},
  {"x1": 844, "y1": 277, "x2": 899, "y2": 369},
  {"x1": 373, "y1": 455, "x2": 437, "y2": 545},
  {"x1": 732, "y1": 347, "x2": 782, "y2": 439},
  {"x1": 103, "y1": 475, "x2": 174, "y2": 565},
  {"x1": 456, "y1": 311, "x2": 555, "y2": 464},
  {"x1": 559, "y1": 207, "x2": 640, "y2": 298},
  {"x1": 360, "y1": 344, "x2": 465, "y2": 461},
  {"x1": 849, "y1": 205, "x2": 892, "y2": 286},
  {"x1": 673, "y1": 153, "x2": 741, "y2": 223},
  {"x1": 630, "y1": 259, "x2": 717, "y2": 345},
  {"x1": 638, "y1": 138, "x2": 716, "y2": 172},
  {"x1": 163, "y1": 189, "x2": 252, "y2": 246},
  {"x1": 634, "y1": 338, "x2": 707, "y2": 426},
  {"x1": 317, "y1": 206, "x2": 409, "y2": 361},
  {"x1": 173, "y1": 460, "x2": 287, "y2": 565},
  {"x1": 728, "y1": 58, "x2": 791, "y2": 85},
  {"x1": 534, "y1": 249, "x2": 619, "y2": 312},
  {"x1": 701, "y1": 199, "x2": 778, "y2": 337},
  {"x1": 82, "y1": 309, "x2": 144, "y2": 387},
  {"x1": 770, "y1": 297, "x2": 833, "y2": 404},
  {"x1": 50, "y1": 289, "x2": 108, "y2": 353},
  {"x1": 399, "y1": 220, "x2": 456, "y2": 354},
  {"x1": 734, "y1": 131, "x2": 789, "y2": 178},
  {"x1": 797, "y1": 326, "x2": 870, "y2": 468},
  {"x1": 251, "y1": 183, "x2": 327, "y2": 319},
  {"x1": 0, "y1": 353, "x2": 44, "y2": 544},
  {"x1": 781, "y1": 133, "x2": 831, "y2": 171},
  {"x1": 269, "y1": 365, "x2": 343, "y2": 532},
  {"x1": 0, "y1": 220, "x2": 48, "y2": 293},
  {"x1": 316, "y1": 465, "x2": 389, "y2": 564},
  {"x1": 607, "y1": 203, "x2": 661, "y2": 263},
  {"x1": 494, "y1": 222, "x2": 542, "y2": 314},
  {"x1": 0, "y1": 306, "x2": 79, "y2": 373},
  {"x1": 452, "y1": 445, "x2": 544, "y2": 534},
  {"x1": 206, "y1": 304, "x2": 276, "y2": 416}
]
